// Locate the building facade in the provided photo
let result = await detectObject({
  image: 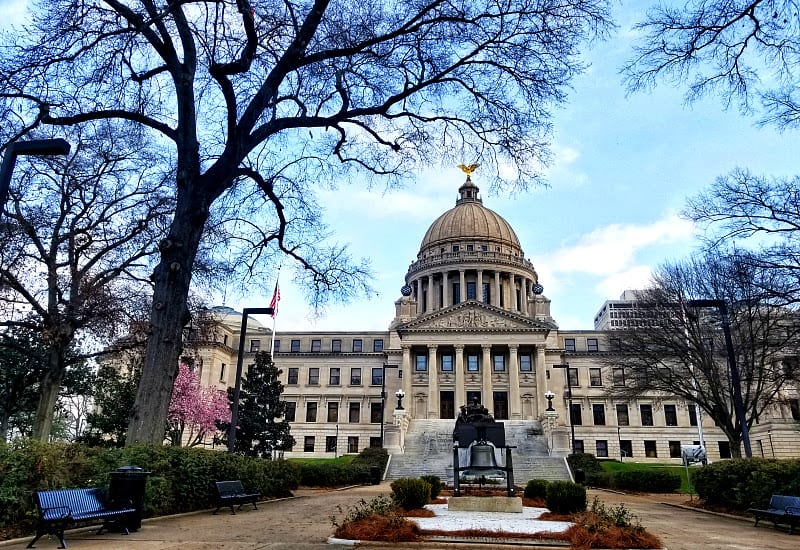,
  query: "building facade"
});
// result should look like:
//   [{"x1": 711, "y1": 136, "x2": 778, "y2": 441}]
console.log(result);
[{"x1": 191, "y1": 174, "x2": 800, "y2": 462}]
